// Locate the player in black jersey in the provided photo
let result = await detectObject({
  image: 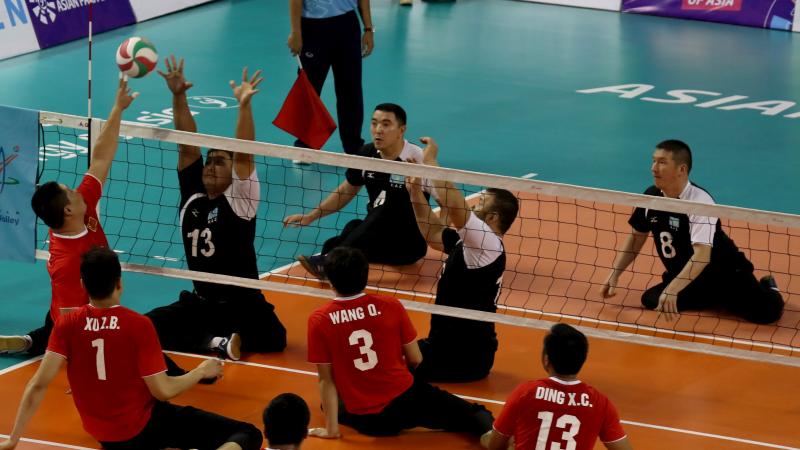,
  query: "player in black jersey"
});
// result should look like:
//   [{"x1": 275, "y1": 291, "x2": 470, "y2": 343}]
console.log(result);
[
  {"x1": 144, "y1": 56, "x2": 286, "y2": 361},
  {"x1": 283, "y1": 103, "x2": 431, "y2": 278},
  {"x1": 405, "y1": 137, "x2": 519, "y2": 382},
  {"x1": 601, "y1": 140, "x2": 784, "y2": 324}
]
